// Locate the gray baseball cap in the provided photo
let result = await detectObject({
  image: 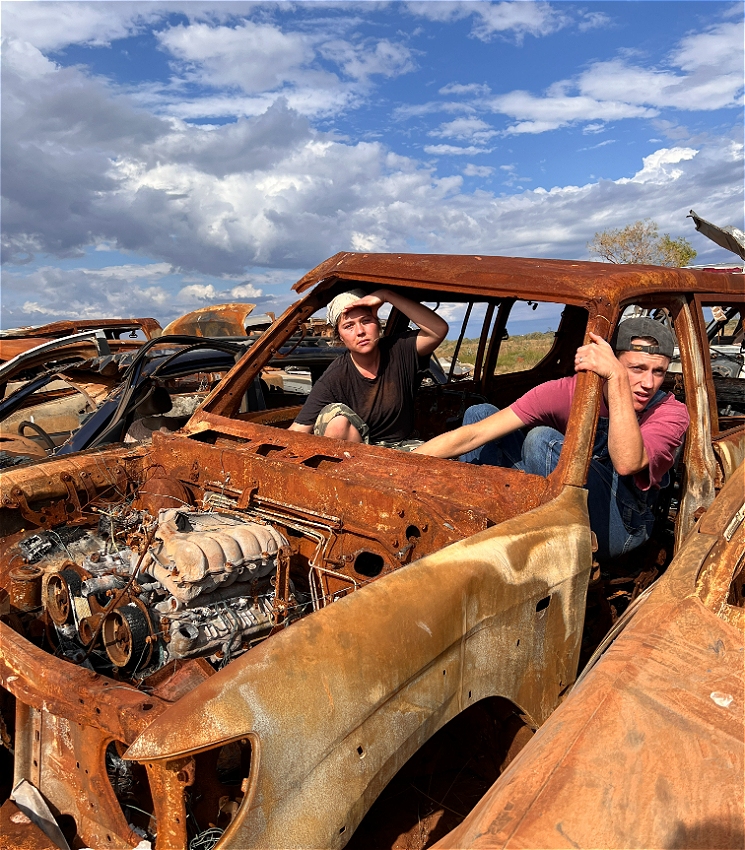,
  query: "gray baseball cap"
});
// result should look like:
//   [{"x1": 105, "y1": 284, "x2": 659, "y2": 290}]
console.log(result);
[{"x1": 612, "y1": 317, "x2": 675, "y2": 358}]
